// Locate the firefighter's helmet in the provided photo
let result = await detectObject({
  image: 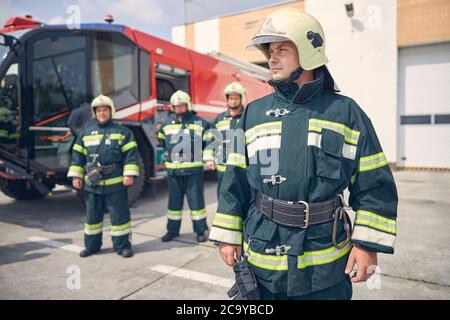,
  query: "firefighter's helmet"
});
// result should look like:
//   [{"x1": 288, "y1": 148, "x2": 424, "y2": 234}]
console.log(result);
[
  {"x1": 170, "y1": 90, "x2": 192, "y2": 111},
  {"x1": 0, "y1": 107, "x2": 13, "y2": 123},
  {"x1": 91, "y1": 94, "x2": 116, "y2": 117},
  {"x1": 224, "y1": 81, "x2": 246, "y2": 105},
  {"x1": 246, "y1": 8, "x2": 328, "y2": 71}
]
